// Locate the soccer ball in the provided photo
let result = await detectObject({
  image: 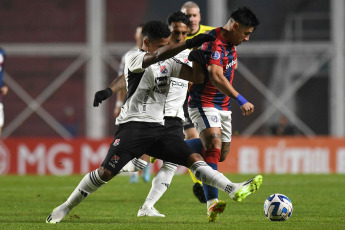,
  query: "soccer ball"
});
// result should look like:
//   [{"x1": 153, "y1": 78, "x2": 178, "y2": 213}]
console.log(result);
[{"x1": 264, "y1": 193, "x2": 293, "y2": 221}]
